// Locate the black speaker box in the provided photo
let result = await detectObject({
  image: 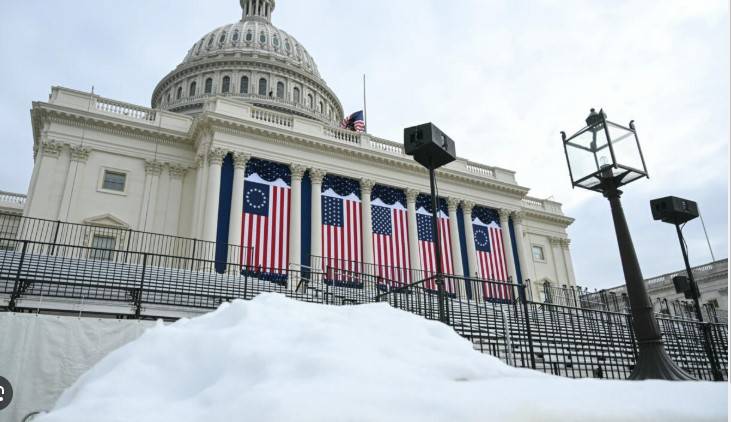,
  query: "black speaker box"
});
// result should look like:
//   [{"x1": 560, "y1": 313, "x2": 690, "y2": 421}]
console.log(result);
[
  {"x1": 403, "y1": 123, "x2": 457, "y2": 170},
  {"x1": 650, "y1": 196, "x2": 699, "y2": 225}
]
